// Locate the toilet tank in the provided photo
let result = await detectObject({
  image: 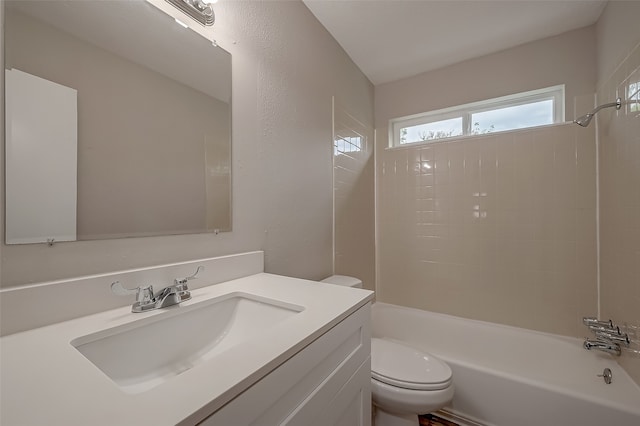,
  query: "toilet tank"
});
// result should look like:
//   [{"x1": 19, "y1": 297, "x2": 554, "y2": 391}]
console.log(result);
[{"x1": 320, "y1": 275, "x2": 363, "y2": 288}]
